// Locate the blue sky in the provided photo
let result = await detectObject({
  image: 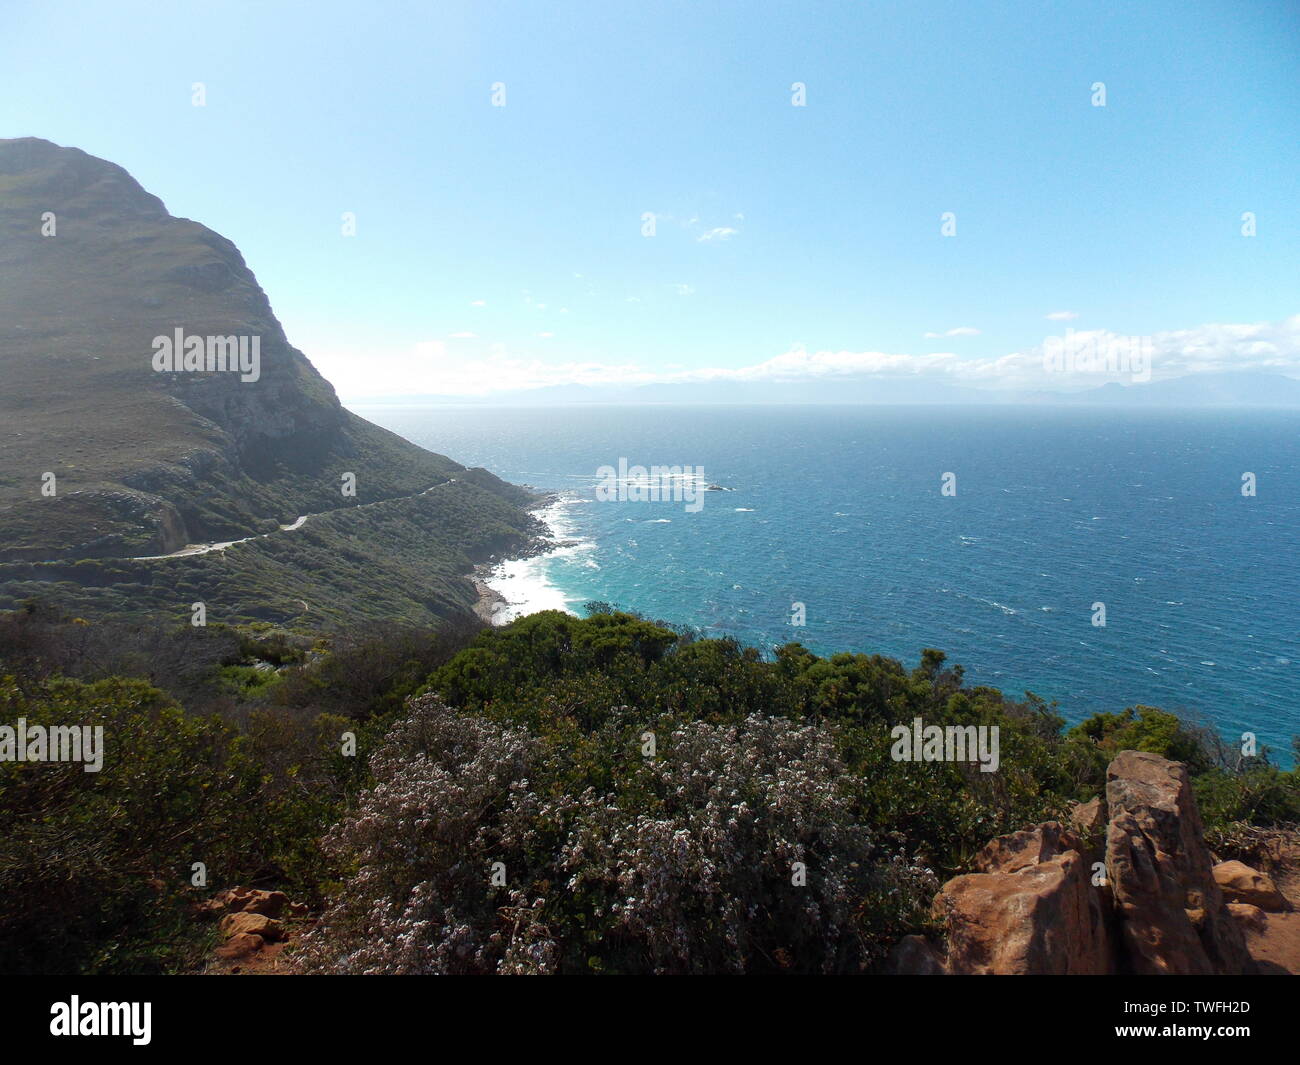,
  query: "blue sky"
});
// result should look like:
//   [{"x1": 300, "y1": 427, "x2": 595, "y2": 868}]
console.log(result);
[{"x1": 3, "y1": 0, "x2": 1297, "y2": 397}]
